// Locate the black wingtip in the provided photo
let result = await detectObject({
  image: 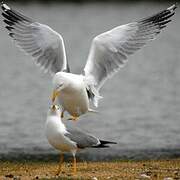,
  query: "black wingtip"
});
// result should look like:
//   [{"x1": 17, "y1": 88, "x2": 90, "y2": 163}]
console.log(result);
[
  {"x1": 9, "y1": 32, "x2": 14, "y2": 37},
  {"x1": 92, "y1": 144, "x2": 110, "y2": 148},
  {"x1": 5, "y1": 25, "x2": 14, "y2": 31},
  {"x1": 1, "y1": 2, "x2": 10, "y2": 11},
  {"x1": 174, "y1": 3, "x2": 178, "y2": 10},
  {"x1": 100, "y1": 140, "x2": 117, "y2": 145},
  {"x1": 92, "y1": 140, "x2": 117, "y2": 148},
  {"x1": 1, "y1": 2, "x2": 5, "y2": 10},
  {"x1": 168, "y1": 3, "x2": 178, "y2": 11},
  {"x1": 3, "y1": 19, "x2": 14, "y2": 26}
]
